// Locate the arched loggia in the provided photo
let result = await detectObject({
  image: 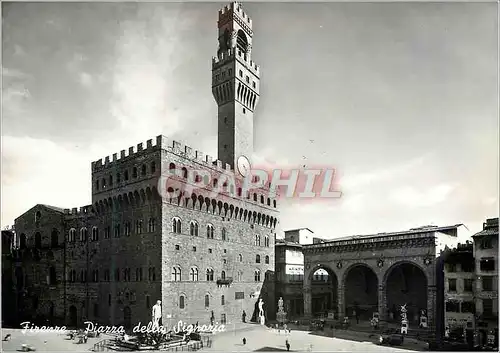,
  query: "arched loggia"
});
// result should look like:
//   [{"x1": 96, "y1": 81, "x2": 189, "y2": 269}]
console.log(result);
[
  {"x1": 384, "y1": 261, "x2": 428, "y2": 326},
  {"x1": 344, "y1": 264, "x2": 379, "y2": 323},
  {"x1": 308, "y1": 265, "x2": 338, "y2": 319}
]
